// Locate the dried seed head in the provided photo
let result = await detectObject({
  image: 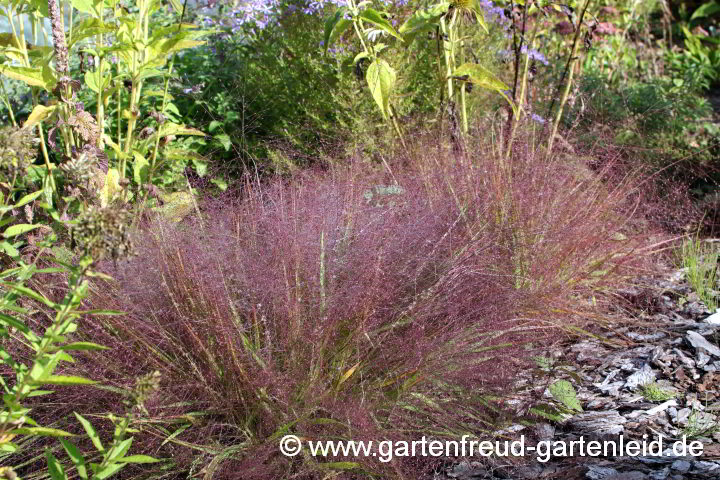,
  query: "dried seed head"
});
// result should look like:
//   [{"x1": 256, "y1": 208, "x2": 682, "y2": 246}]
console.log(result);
[
  {"x1": 0, "y1": 126, "x2": 37, "y2": 178},
  {"x1": 70, "y1": 204, "x2": 133, "y2": 261},
  {"x1": 128, "y1": 370, "x2": 162, "y2": 413}
]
